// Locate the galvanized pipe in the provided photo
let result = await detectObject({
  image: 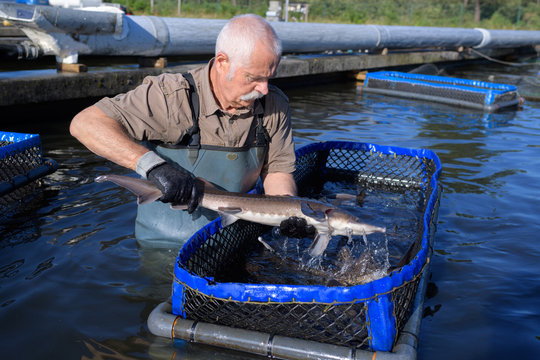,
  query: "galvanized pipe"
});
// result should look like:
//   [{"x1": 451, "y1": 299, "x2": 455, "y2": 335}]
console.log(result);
[
  {"x1": 148, "y1": 302, "x2": 365, "y2": 360},
  {"x1": 0, "y1": 41, "x2": 41, "y2": 60},
  {"x1": 0, "y1": 3, "x2": 119, "y2": 34},
  {"x1": 1, "y1": 3, "x2": 540, "y2": 59}
]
